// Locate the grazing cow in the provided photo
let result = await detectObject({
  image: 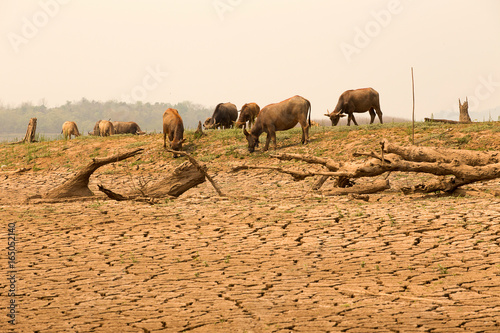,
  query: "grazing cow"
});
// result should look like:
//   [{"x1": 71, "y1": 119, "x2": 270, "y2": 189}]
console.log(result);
[
  {"x1": 61, "y1": 121, "x2": 80, "y2": 139},
  {"x1": 325, "y1": 88, "x2": 383, "y2": 126},
  {"x1": 205, "y1": 102, "x2": 238, "y2": 129},
  {"x1": 243, "y1": 95, "x2": 311, "y2": 153},
  {"x1": 112, "y1": 121, "x2": 145, "y2": 135},
  {"x1": 88, "y1": 120, "x2": 101, "y2": 136},
  {"x1": 236, "y1": 103, "x2": 260, "y2": 129},
  {"x1": 99, "y1": 120, "x2": 115, "y2": 137},
  {"x1": 203, "y1": 117, "x2": 212, "y2": 130},
  {"x1": 163, "y1": 108, "x2": 185, "y2": 157}
]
